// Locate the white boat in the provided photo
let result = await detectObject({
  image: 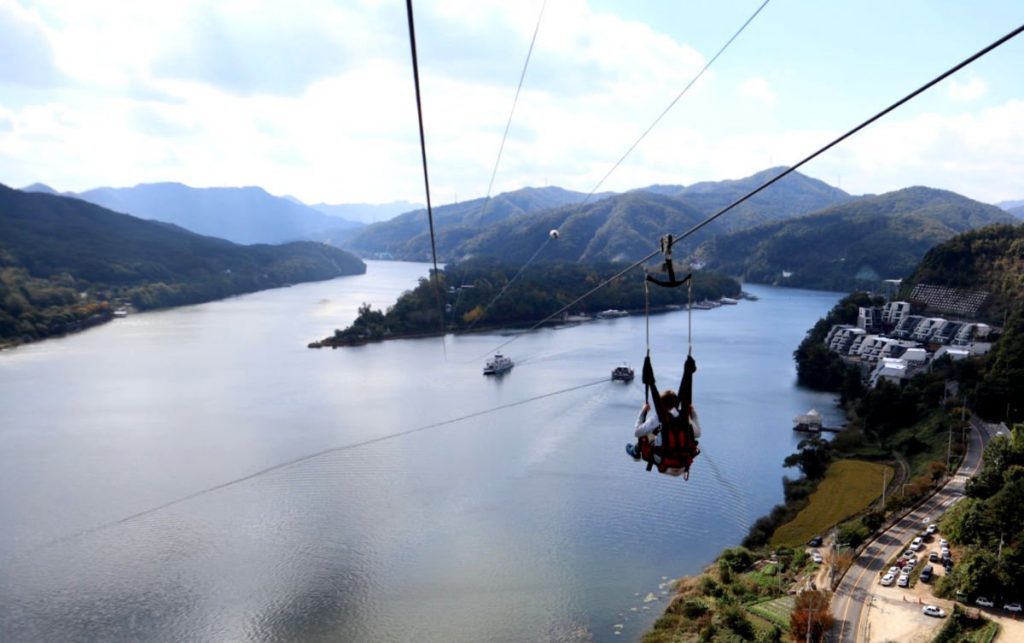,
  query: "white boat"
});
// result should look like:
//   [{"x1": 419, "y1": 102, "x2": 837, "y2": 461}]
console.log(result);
[
  {"x1": 596, "y1": 309, "x2": 628, "y2": 319},
  {"x1": 611, "y1": 365, "x2": 634, "y2": 382},
  {"x1": 719, "y1": 297, "x2": 739, "y2": 305},
  {"x1": 483, "y1": 353, "x2": 514, "y2": 375}
]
